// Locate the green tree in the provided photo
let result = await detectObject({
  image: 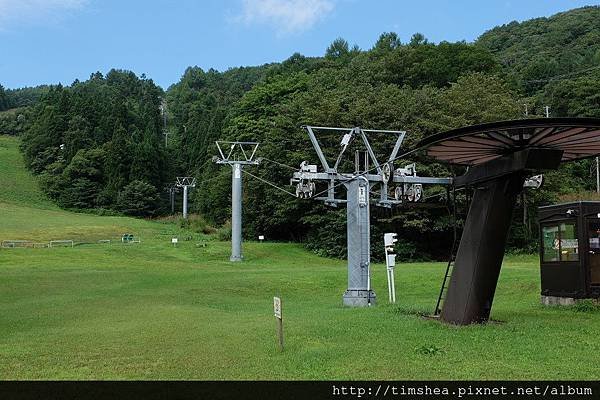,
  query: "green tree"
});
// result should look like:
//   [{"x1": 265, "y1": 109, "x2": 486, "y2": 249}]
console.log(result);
[
  {"x1": 21, "y1": 70, "x2": 167, "y2": 213},
  {"x1": 116, "y1": 180, "x2": 160, "y2": 216},
  {"x1": 59, "y1": 148, "x2": 106, "y2": 209},
  {"x1": 433, "y1": 72, "x2": 522, "y2": 128},
  {"x1": 0, "y1": 84, "x2": 9, "y2": 111}
]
